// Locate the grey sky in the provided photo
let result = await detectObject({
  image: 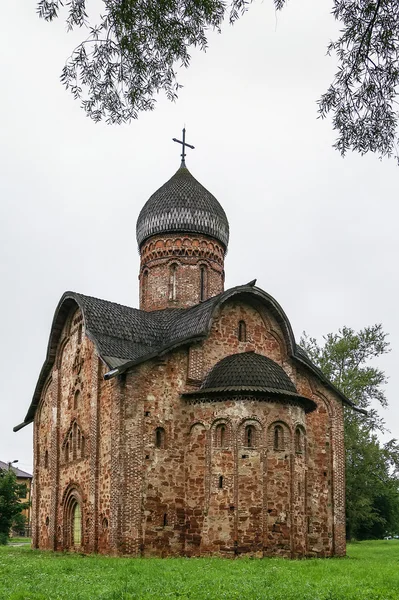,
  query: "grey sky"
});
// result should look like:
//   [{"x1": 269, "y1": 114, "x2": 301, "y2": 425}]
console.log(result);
[{"x1": 1, "y1": 1, "x2": 398, "y2": 475}]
